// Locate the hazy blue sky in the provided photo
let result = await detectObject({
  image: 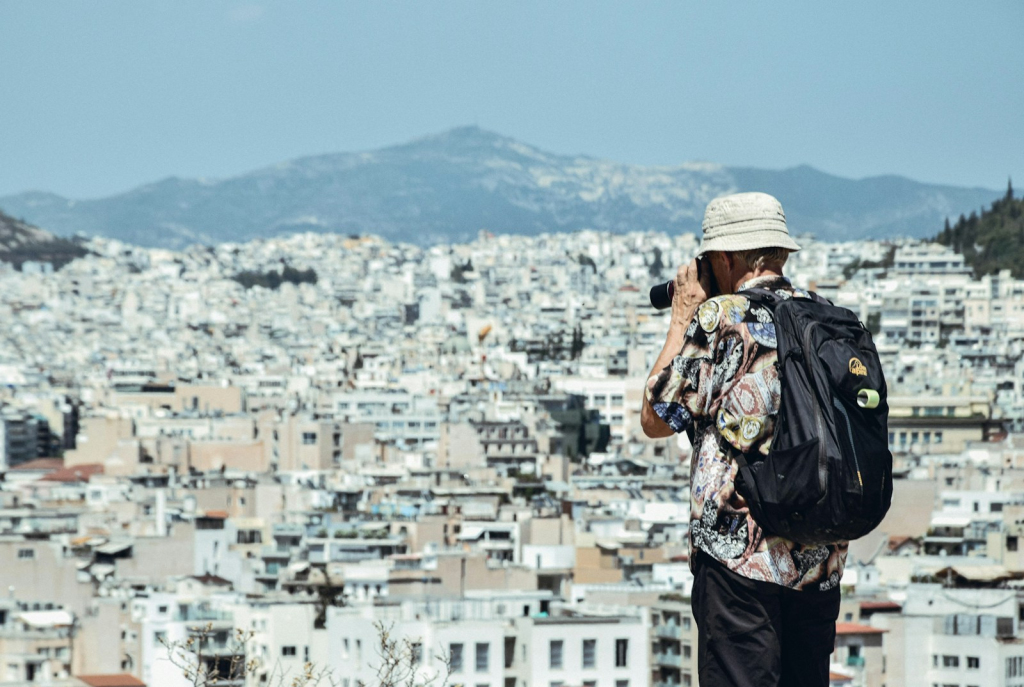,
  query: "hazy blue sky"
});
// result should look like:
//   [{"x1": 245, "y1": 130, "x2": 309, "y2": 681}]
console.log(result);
[{"x1": 0, "y1": 1, "x2": 1020, "y2": 198}]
